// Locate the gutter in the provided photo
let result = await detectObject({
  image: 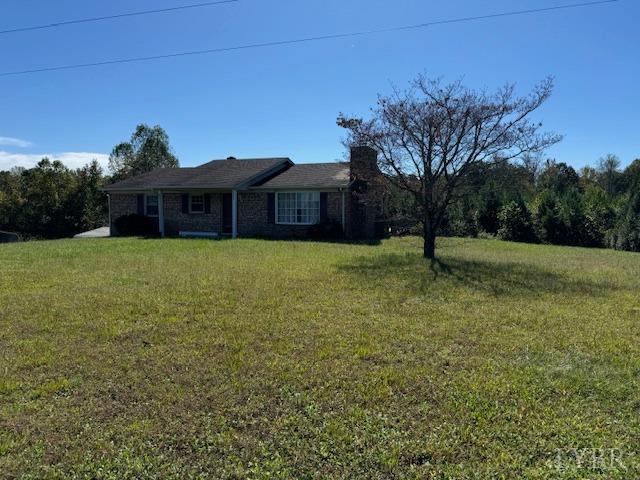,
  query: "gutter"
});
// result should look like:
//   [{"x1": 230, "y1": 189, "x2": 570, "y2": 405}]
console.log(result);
[{"x1": 248, "y1": 184, "x2": 349, "y2": 192}]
